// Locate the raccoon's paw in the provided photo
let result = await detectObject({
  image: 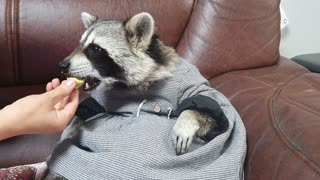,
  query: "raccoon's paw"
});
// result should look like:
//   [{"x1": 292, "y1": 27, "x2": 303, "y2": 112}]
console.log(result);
[{"x1": 172, "y1": 110, "x2": 200, "y2": 155}]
